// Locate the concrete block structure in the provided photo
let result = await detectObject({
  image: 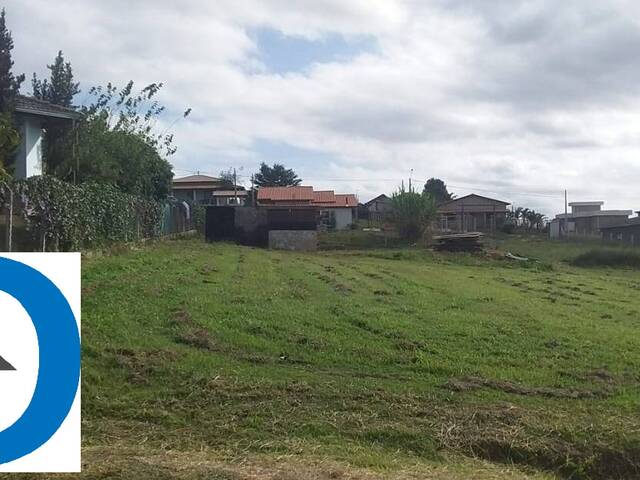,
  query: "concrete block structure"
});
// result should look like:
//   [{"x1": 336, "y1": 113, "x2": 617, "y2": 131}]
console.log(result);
[
  {"x1": 550, "y1": 202, "x2": 632, "y2": 239},
  {"x1": 268, "y1": 230, "x2": 318, "y2": 251}
]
